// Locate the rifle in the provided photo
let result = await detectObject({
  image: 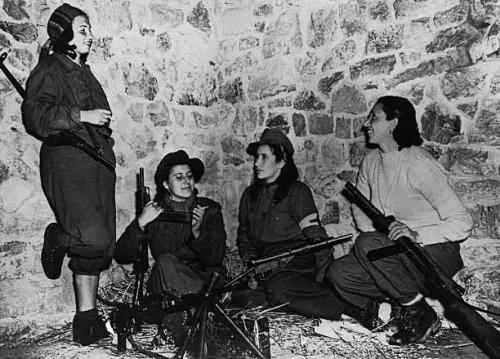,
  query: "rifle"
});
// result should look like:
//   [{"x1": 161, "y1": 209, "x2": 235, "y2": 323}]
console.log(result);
[
  {"x1": 0, "y1": 51, "x2": 115, "y2": 171},
  {"x1": 223, "y1": 233, "x2": 353, "y2": 290},
  {"x1": 343, "y1": 181, "x2": 500, "y2": 359}
]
